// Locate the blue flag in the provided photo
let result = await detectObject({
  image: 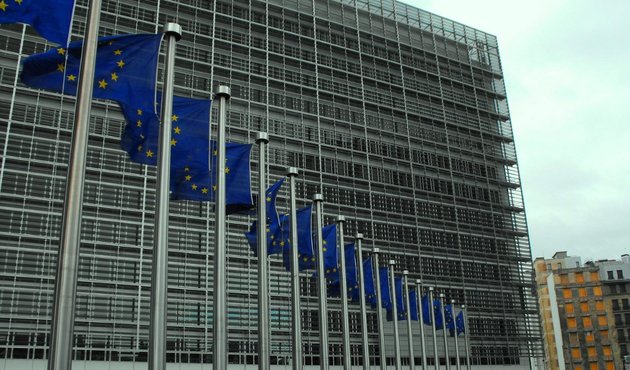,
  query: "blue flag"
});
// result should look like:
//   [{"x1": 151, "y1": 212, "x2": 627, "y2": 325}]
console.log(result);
[
  {"x1": 21, "y1": 33, "x2": 162, "y2": 103},
  {"x1": 363, "y1": 257, "x2": 377, "y2": 307},
  {"x1": 445, "y1": 304, "x2": 455, "y2": 335},
  {"x1": 170, "y1": 142, "x2": 254, "y2": 214},
  {"x1": 328, "y1": 243, "x2": 360, "y2": 301},
  {"x1": 321, "y1": 224, "x2": 338, "y2": 279},
  {"x1": 0, "y1": 0, "x2": 75, "y2": 45},
  {"x1": 421, "y1": 294, "x2": 432, "y2": 325},
  {"x1": 409, "y1": 290, "x2": 418, "y2": 321},
  {"x1": 244, "y1": 178, "x2": 285, "y2": 256},
  {"x1": 379, "y1": 267, "x2": 391, "y2": 310},
  {"x1": 433, "y1": 298, "x2": 444, "y2": 329},
  {"x1": 387, "y1": 276, "x2": 406, "y2": 321},
  {"x1": 455, "y1": 311, "x2": 465, "y2": 336},
  {"x1": 282, "y1": 206, "x2": 315, "y2": 271},
  {"x1": 120, "y1": 95, "x2": 212, "y2": 167}
]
